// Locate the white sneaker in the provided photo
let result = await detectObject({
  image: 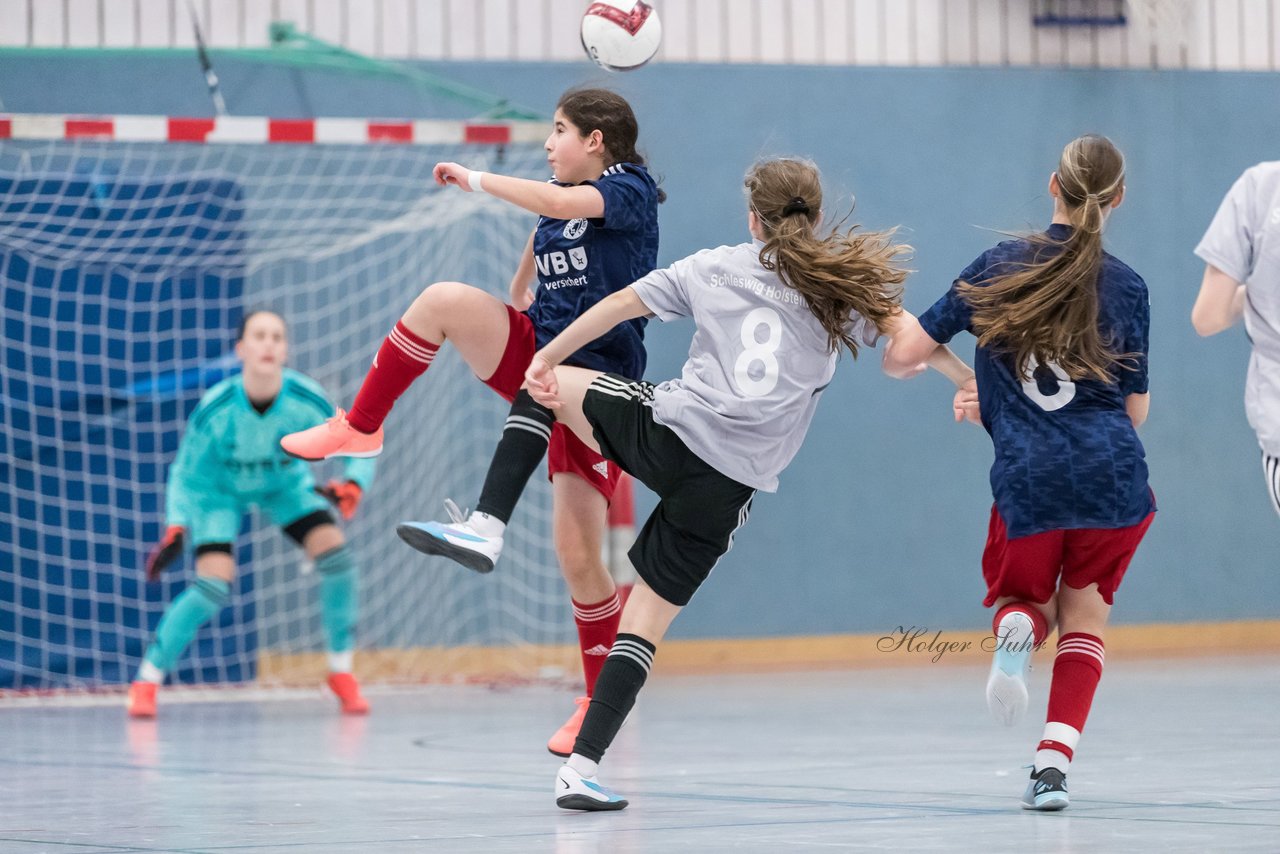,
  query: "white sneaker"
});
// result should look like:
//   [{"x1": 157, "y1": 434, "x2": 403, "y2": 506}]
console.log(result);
[
  {"x1": 555, "y1": 764, "x2": 628, "y2": 811},
  {"x1": 397, "y1": 500, "x2": 503, "y2": 574},
  {"x1": 986, "y1": 612, "x2": 1035, "y2": 726}
]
